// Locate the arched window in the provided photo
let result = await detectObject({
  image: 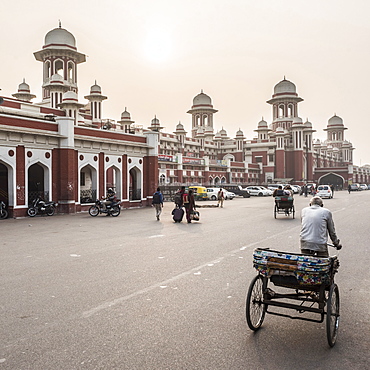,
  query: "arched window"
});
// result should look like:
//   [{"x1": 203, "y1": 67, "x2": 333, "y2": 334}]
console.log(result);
[
  {"x1": 278, "y1": 104, "x2": 285, "y2": 118},
  {"x1": 67, "y1": 61, "x2": 75, "y2": 83},
  {"x1": 54, "y1": 59, "x2": 64, "y2": 79}
]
